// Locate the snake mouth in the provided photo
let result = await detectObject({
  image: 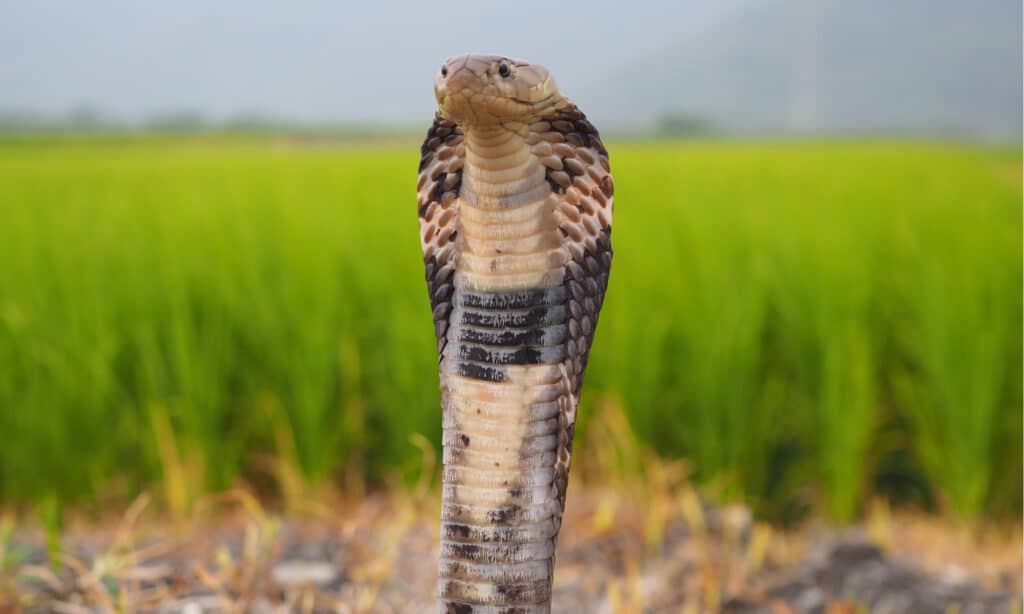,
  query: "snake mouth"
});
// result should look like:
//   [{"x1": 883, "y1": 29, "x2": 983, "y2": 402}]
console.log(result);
[
  {"x1": 438, "y1": 92, "x2": 559, "y2": 127},
  {"x1": 511, "y1": 93, "x2": 555, "y2": 106}
]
